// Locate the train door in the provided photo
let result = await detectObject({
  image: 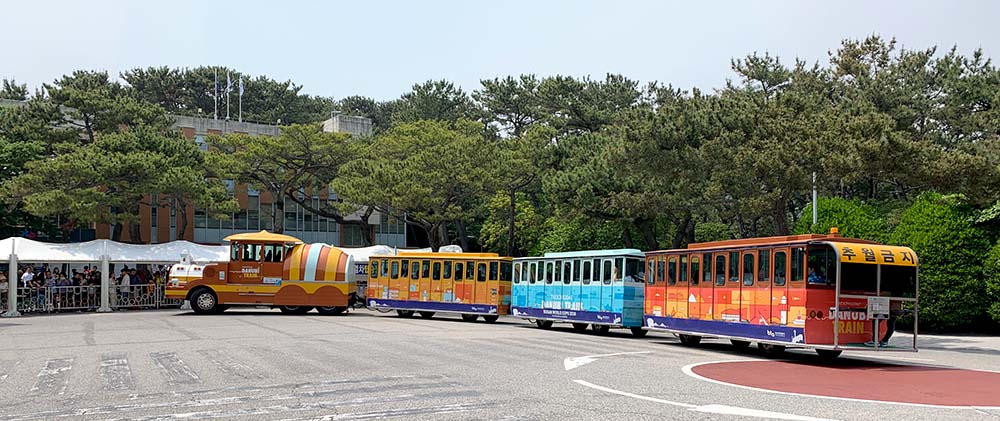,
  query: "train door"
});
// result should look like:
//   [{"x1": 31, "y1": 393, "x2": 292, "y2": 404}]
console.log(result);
[
  {"x1": 369, "y1": 260, "x2": 381, "y2": 299},
  {"x1": 562, "y1": 260, "x2": 578, "y2": 310},
  {"x1": 541, "y1": 261, "x2": 553, "y2": 308},
  {"x1": 499, "y1": 261, "x2": 512, "y2": 312},
  {"x1": 712, "y1": 254, "x2": 728, "y2": 321},
  {"x1": 770, "y1": 248, "x2": 790, "y2": 325},
  {"x1": 430, "y1": 261, "x2": 443, "y2": 302},
  {"x1": 553, "y1": 260, "x2": 566, "y2": 309},
  {"x1": 646, "y1": 255, "x2": 663, "y2": 316},
  {"x1": 416, "y1": 260, "x2": 429, "y2": 301},
  {"x1": 752, "y1": 249, "x2": 771, "y2": 325},
  {"x1": 472, "y1": 262, "x2": 488, "y2": 304},
  {"x1": 722, "y1": 251, "x2": 740, "y2": 322},
  {"x1": 739, "y1": 251, "x2": 756, "y2": 323},
  {"x1": 527, "y1": 261, "x2": 540, "y2": 308},
  {"x1": 580, "y1": 259, "x2": 594, "y2": 311},
  {"x1": 451, "y1": 261, "x2": 464, "y2": 303},
  {"x1": 610, "y1": 257, "x2": 625, "y2": 314},
  {"x1": 699, "y1": 253, "x2": 714, "y2": 320},
  {"x1": 512, "y1": 262, "x2": 525, "y2": 307},
  {"x1": 442, "y1": 260, "x2": 454, "y2": 303},
  {"x1": 408, "y1": 261, "x2": 421, "y2": 301},
  {"x1": 463, "y1": 261, "x2": 476, "y2": 303},
  {"x1": 260, "y1": 243, "x2": 284, "y2": 283},
  {"x1": 599, "y1": 259, "x2": 613, "y2": 312},
  {"x1": 664, "y1": 255, "x2": 677, "y2": 316},
  {"x1": 787, "y1": 247, "x2": 807, "y2": 326},
  {"x1": 688, "y1": 254, "x2": 702, "y2": 319},
  {"x1": 589, "y1": 258, "x2": 603, "y2": 312},
  {"x1": 482, "y1": 261, "x2": 499, "y2": 305},
  {"x1": 677, "y1": 255, "x2": 689, "y2": 318},
  {"x1": 391, "y1": 259, "x2": 406, "y2": 300}
]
